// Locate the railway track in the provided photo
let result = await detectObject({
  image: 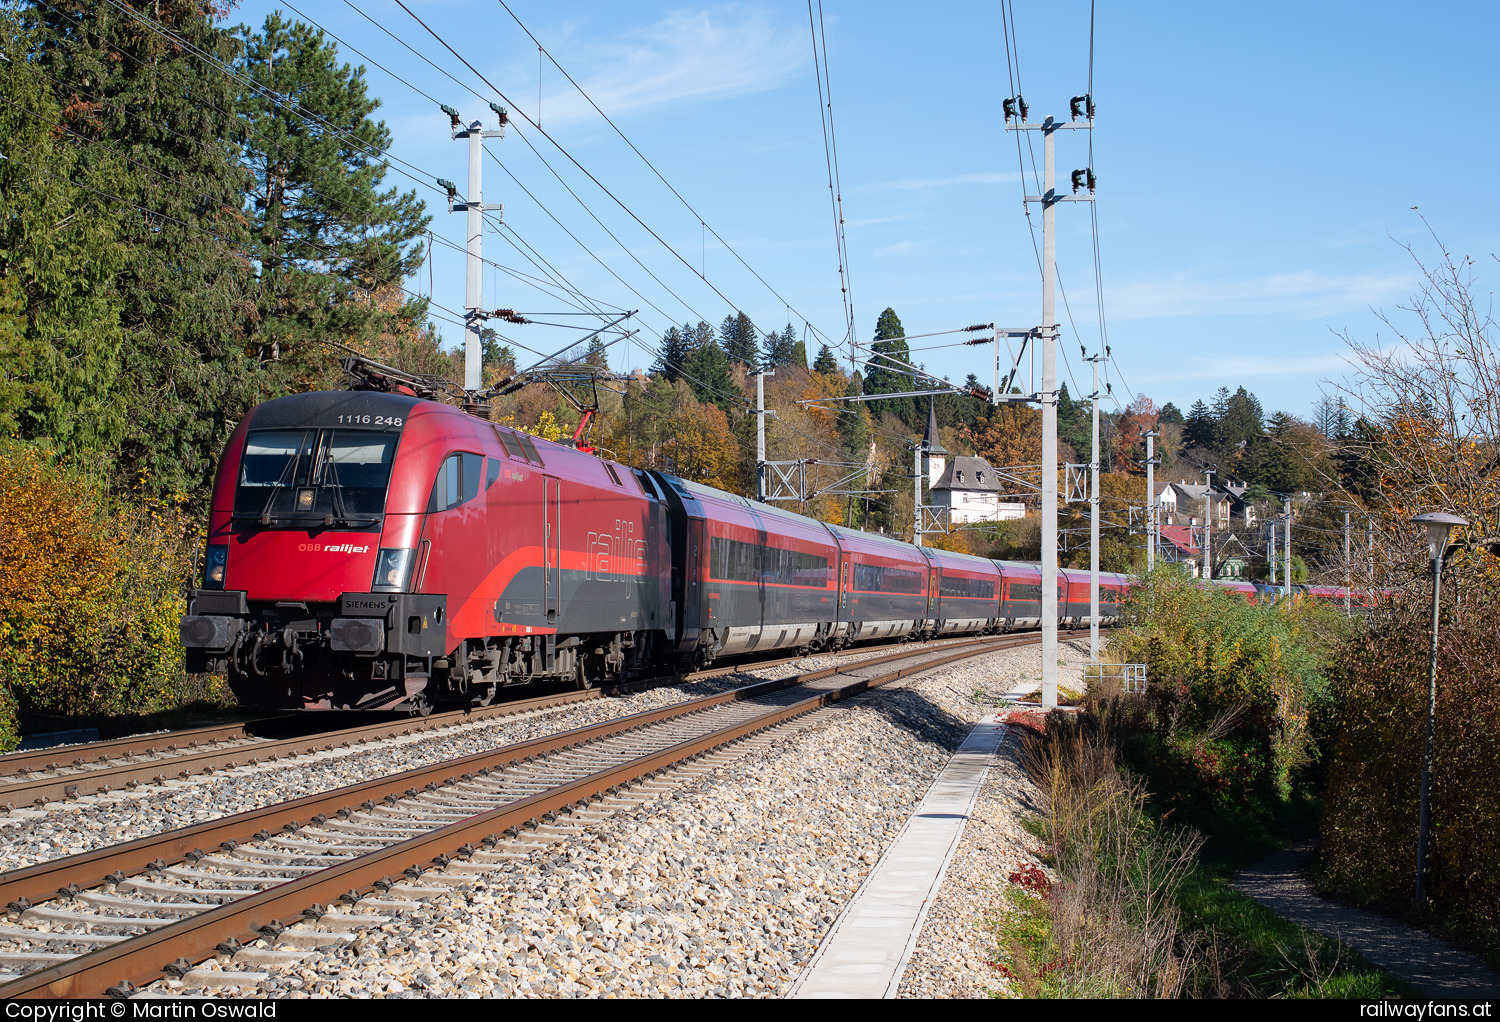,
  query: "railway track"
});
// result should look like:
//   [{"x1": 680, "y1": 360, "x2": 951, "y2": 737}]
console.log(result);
[
  {"x1": 0, "y1": 630, "x2": 1065, "y2": 998},
  {"x1": 0, "y1": 633, "x2": 1008, "y2": 809}
]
